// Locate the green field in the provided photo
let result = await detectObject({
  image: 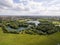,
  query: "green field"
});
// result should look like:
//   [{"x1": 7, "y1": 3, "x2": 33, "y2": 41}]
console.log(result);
[
  {"x1": 52, "y1": 21, "x2": 60, "y2": 25},
  {"x1": 0, "y1": 27, "x2": 60, "y2": 45}
]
